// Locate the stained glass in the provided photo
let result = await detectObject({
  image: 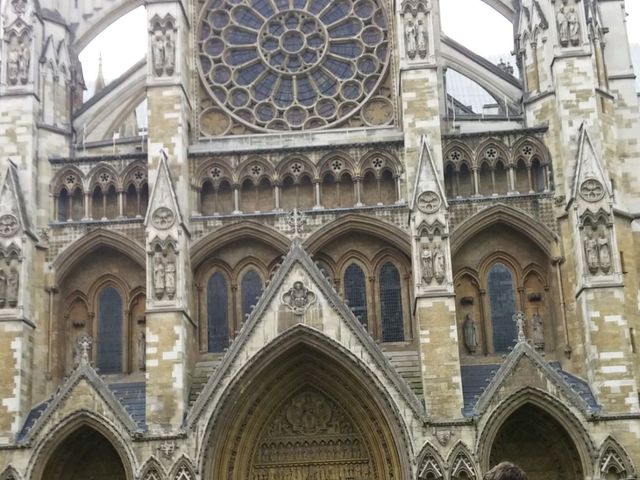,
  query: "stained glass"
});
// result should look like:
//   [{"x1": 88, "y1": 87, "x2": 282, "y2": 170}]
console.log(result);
[
  {"x1": 97, "y1": 286, "x2": 123, "y2": 373},
  {"x1": 208, "y1": 273, "x2": 229, "y2": 352},
  {"x1": 488, "y1": 263, "x2": 518, "y2": 353},
  {"x1": 379, "y1": 263, "x2": 404, "y2": 342}
]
